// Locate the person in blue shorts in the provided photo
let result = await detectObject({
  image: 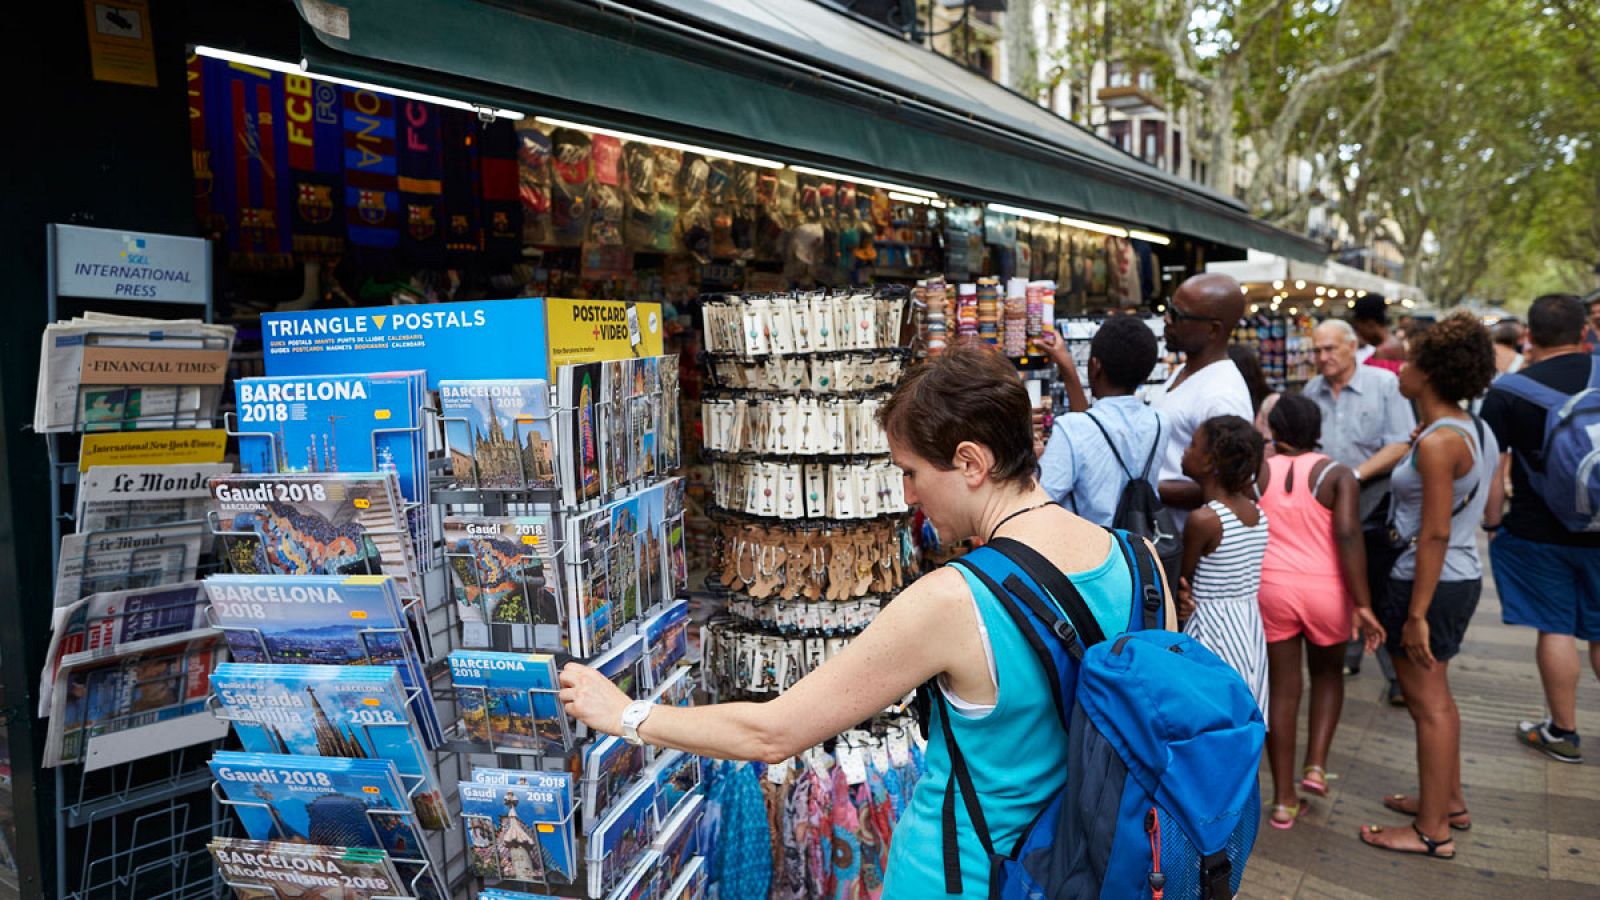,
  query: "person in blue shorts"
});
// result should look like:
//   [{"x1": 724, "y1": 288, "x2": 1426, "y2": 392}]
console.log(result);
[{"x1": 1481, "y1": 293, "x2": 1600, "y2": 764}]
